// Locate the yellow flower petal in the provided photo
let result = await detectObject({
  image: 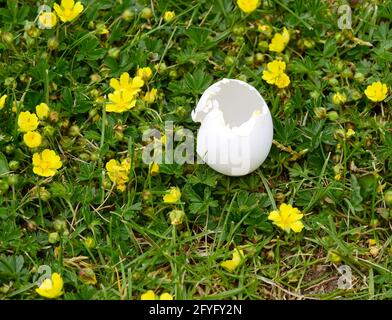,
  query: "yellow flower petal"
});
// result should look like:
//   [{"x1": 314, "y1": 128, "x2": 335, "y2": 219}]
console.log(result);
[
  {"x1": 268, "y1": 203, "x2": 304, "y2": 233},
  {"x1": 160, "y1": 293, "x2": 174, "y2": 300},
  {"x1": 163, "y1": 187, "x2": 181, "y2": 203},
  {"x1": 141, "y1": 290, "x2": 156, "y2": 300},
  {"x1": 237, "y1": 0, "x2": 260, "y2": 13},
  {"x1": 36, "y1": 272, "x2": 64, "y2": 299}
]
